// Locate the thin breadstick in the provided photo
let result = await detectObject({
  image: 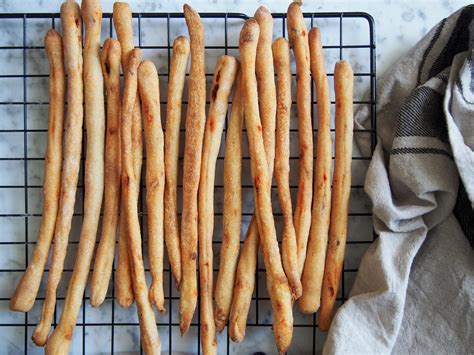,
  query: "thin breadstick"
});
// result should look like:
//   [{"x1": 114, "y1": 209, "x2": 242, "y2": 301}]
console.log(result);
[
  {"x1": 45, "y1": 1, "x2": 105, "y2": 352},
  {"x1": 138, "y1": 60, "x2": 165, "y2": 313},
  {"x1": 116, "y1": 205, "x2": 133, "y2": 307},
  {"x1": 32, "y1": 1, "x2": 83, "y2": 346},
  {"x1": 318, "y1": 60, "x2": 353, "y2": 332},
  {"x1": 228, "y1": 6, "x2": 278, "y2": 338},
  {"x1": 214, "y1": 73, "x2": 243, "y2": 333},
  {"x1": 300, "y1": 28, "x2": 332, "y2": 314},
  {"x1": 228, "y1": 220, "x2": 258, "y2": 342},
  {"x1": 230, "y1": 7, "x2": 281, "y2": 308},
  {"x1": 255, "y1": 6, "x2": 276, "y2": 174},
  {"x1": 239, "y1": 19, "x2": 293, "y2": 354},
  {"x1": 90, "y1": 38, "x2": 122, "y2": 307},
  {"x1": 287, "y1": 2, "x2": 313, "y2": 277},
  {"x1": 113, "y1": 2, "x2": 142, "y2": 308},
  {"x1": 9, "y1": 29, "x2": 64, "y2": 313},
  {"x1": 122, "y1": 48, "x2": 161, "y2": 353},
  {"x1": 180, "y1": 3, "x2": 206, "y2": 335},
  {"x1": 272, "y1": 37, "x2": 302, "y2": 300},
  {"x1": 199, "y1": 55, "x2": 239, "y2": 353},
  {"x1": 164, "y1": 36, "x2": 189, "y2": 288}
]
